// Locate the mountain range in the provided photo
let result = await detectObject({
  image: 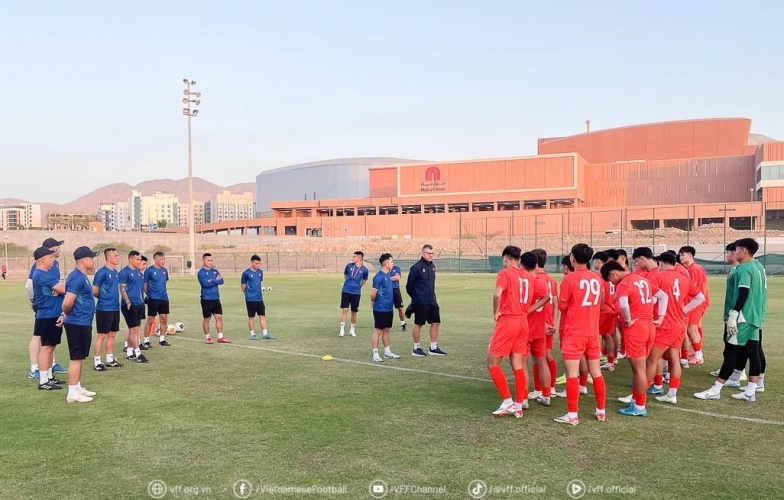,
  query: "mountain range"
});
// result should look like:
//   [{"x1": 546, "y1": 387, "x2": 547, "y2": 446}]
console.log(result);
[{"x1": 0, "y1": 178, "x2": 256, "y2": 217}]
